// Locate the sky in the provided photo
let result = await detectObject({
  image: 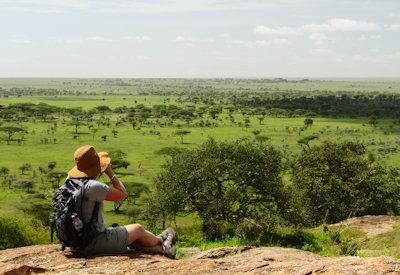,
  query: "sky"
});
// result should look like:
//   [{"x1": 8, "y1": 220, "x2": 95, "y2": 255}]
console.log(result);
[{"x1": 0, "y1": 0, "x2": 399, "y2": 78}]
